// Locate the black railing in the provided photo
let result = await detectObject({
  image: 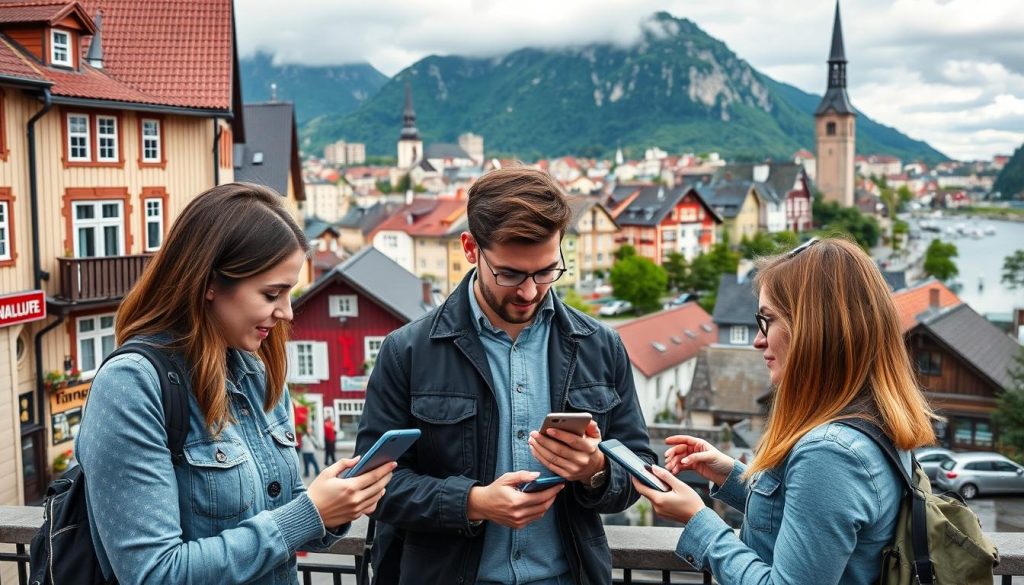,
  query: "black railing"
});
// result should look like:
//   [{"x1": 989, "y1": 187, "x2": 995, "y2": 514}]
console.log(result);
[{"x1": 0, "y1": 506, "x2": 1021, "y2": 584}]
